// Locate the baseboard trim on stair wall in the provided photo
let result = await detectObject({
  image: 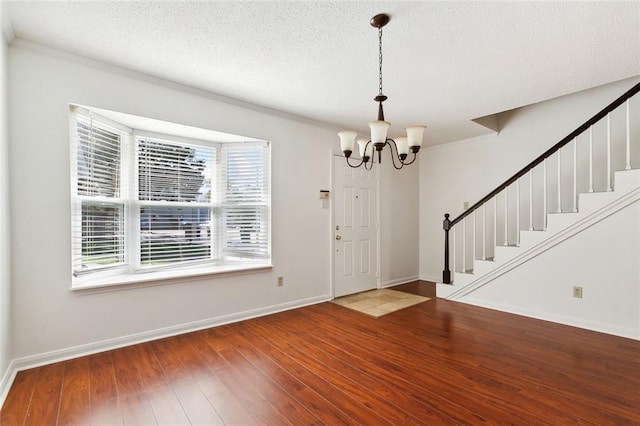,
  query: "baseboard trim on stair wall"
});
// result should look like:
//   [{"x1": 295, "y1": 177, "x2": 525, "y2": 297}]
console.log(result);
[
  {"x1": 418, "y1": 274, "x2": 441, "y2": 283},
  {"x1": 446, "y1": 186, "x2": 640, "y2": 300},
  {"x1": 457, "y1": 296, "x2": 640, "y2": 340}
]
